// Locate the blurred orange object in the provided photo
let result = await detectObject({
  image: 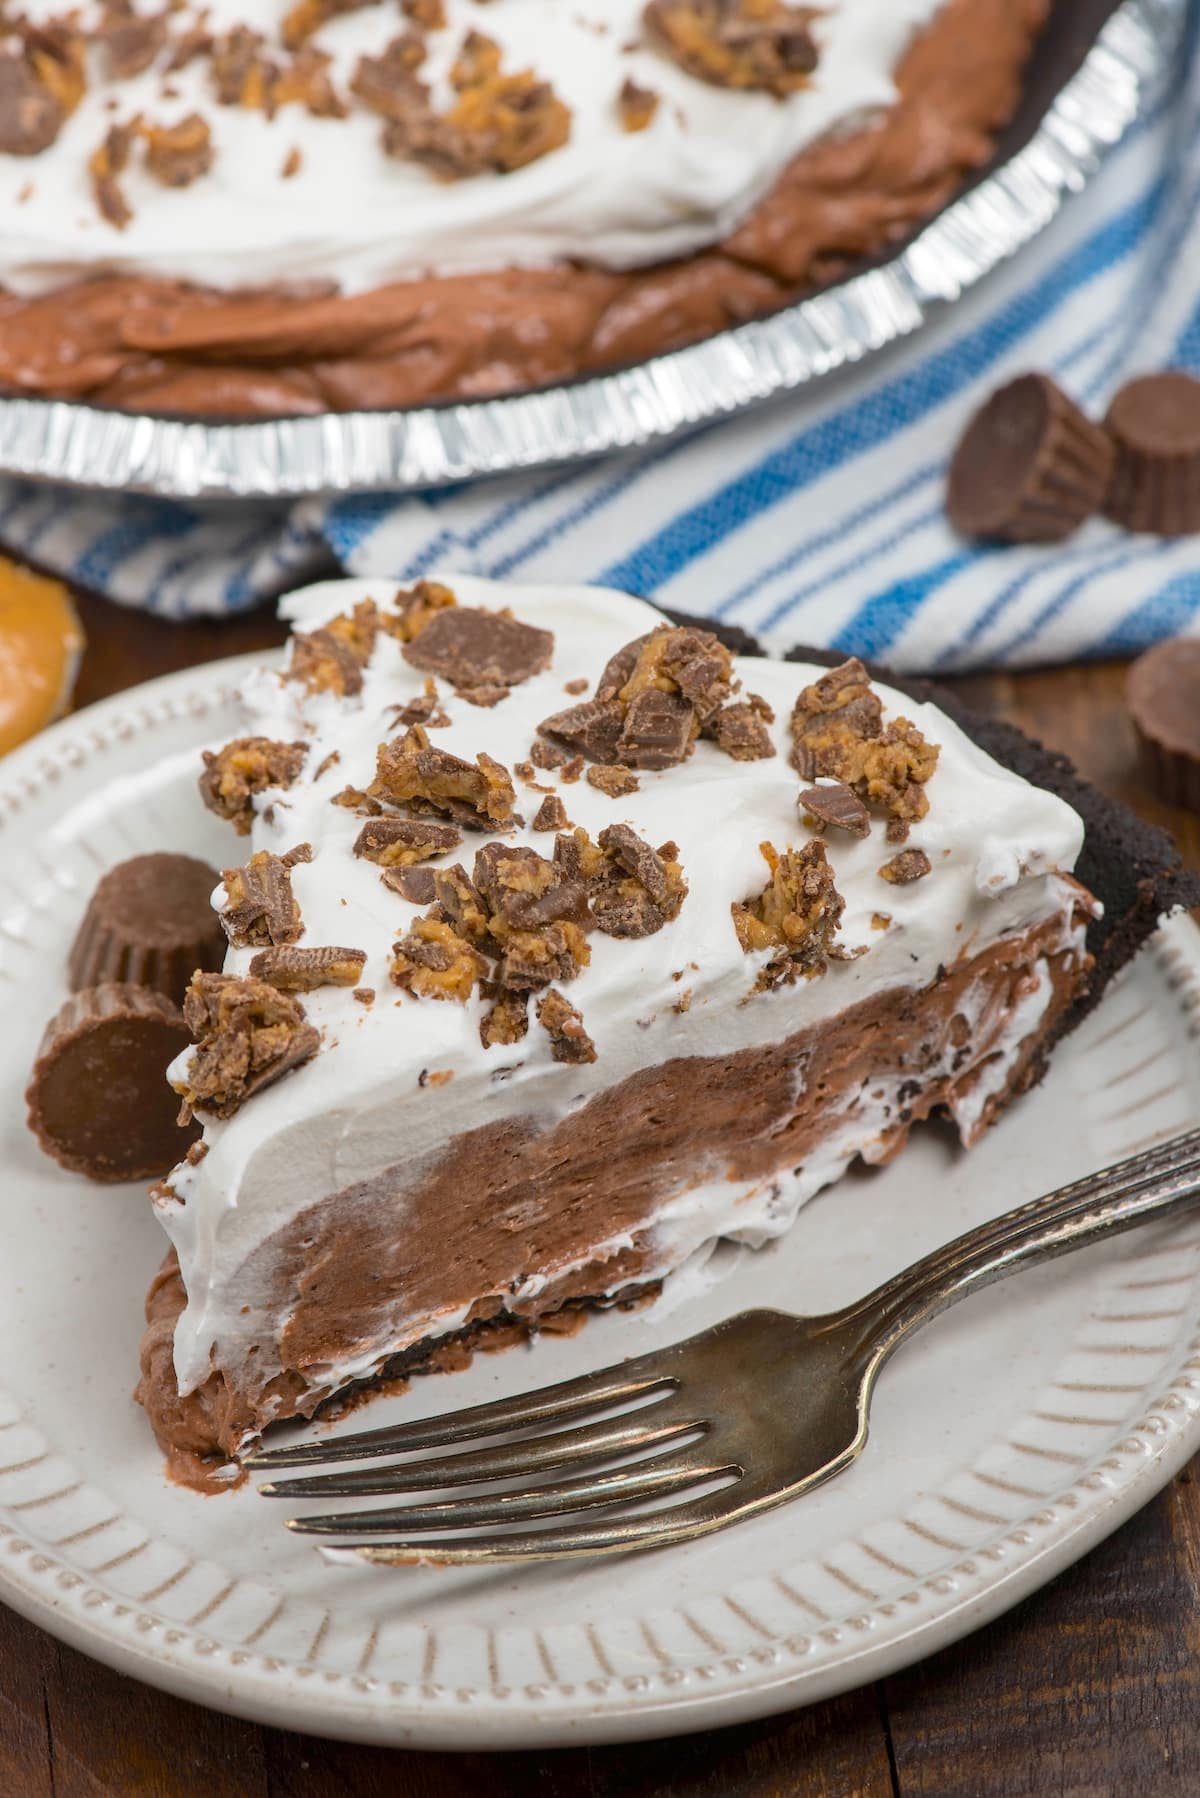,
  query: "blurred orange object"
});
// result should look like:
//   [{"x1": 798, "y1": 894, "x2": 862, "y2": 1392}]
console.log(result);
[{"x1": 0, "y1": 556, "x2": 85, "y2": 756}]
